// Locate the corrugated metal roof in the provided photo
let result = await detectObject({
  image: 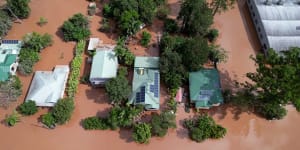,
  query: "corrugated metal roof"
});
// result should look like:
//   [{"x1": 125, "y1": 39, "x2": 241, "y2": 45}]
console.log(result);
[
  {"x1": 250, "y1": 0, "x2": 300, "y2": 52},
  {"x1": 129, "y1": 57, "x2": 160, "y2": 110},
  {"x1": 89, "y1": 50, "x2": 118, "y2": 79},
  {"x1": 134, "y1": 57, "x2": 159, "y2": 68},
  {"x1": 25, "y1": 65, "x2": 70, "y2": 107},
  {"x1": 189, "y1": 69, "x2": 223, "y2": 109}
]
